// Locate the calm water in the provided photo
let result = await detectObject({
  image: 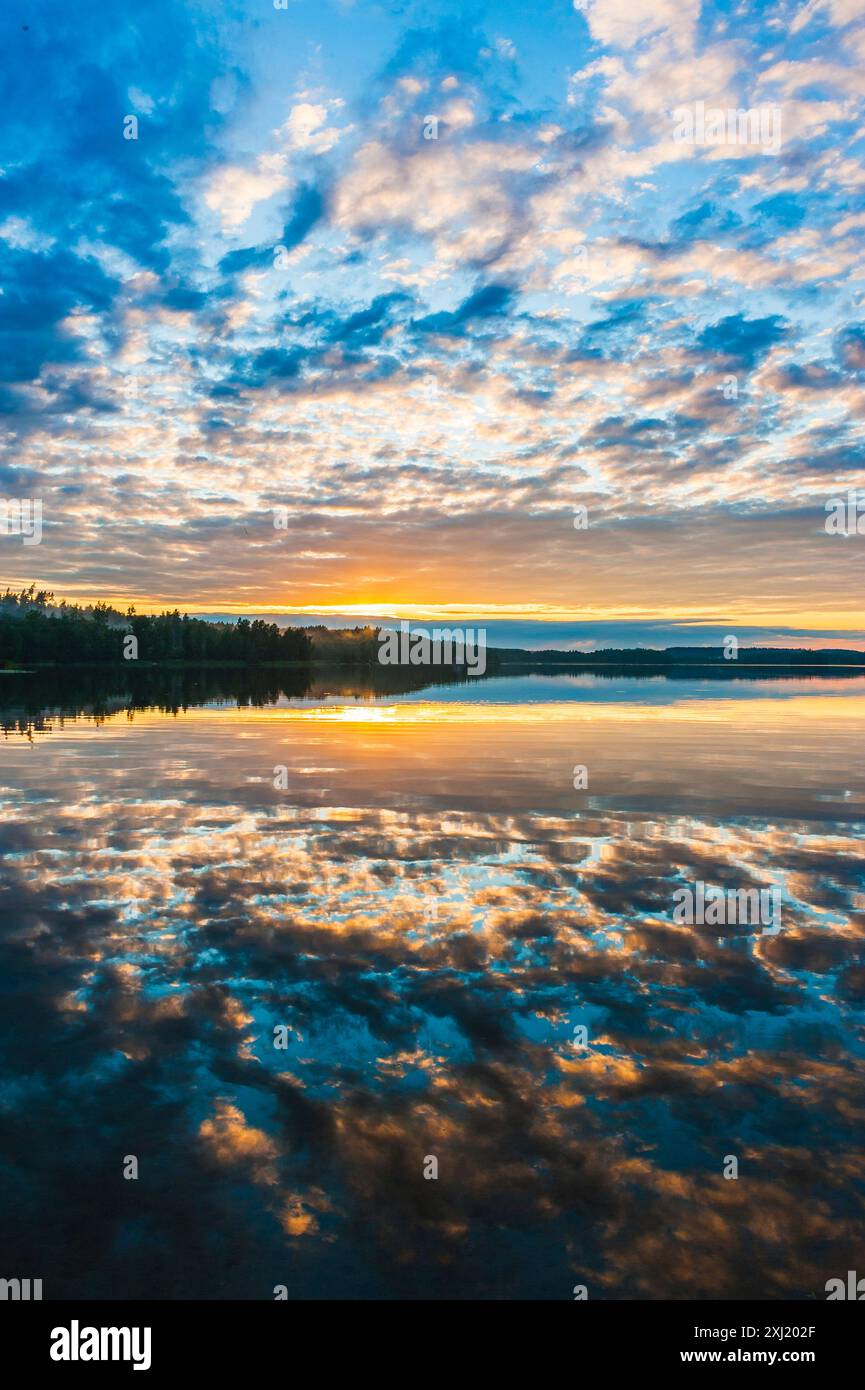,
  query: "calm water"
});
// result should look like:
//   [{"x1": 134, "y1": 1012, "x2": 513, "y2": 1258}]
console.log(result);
[{"x1": 1, "y1": 669, "x2": 864, "y2": 1299}]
